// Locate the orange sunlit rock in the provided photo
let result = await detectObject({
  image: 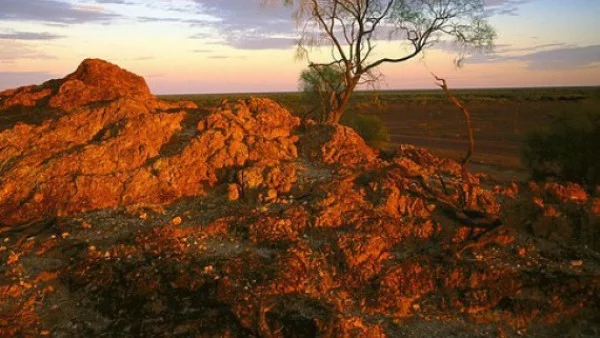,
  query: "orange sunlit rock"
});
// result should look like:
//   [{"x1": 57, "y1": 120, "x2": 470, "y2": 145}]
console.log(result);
[{"x1": 0, "y1": 59, "x2": 598, "y2": 337}]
